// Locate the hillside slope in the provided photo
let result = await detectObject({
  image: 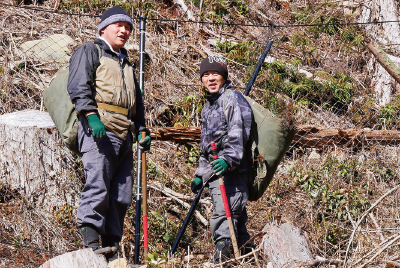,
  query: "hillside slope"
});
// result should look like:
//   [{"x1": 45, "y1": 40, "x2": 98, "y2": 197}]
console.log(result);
[{"x1": 1, "y1": 0, "x2": 400, "y2": 267}]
